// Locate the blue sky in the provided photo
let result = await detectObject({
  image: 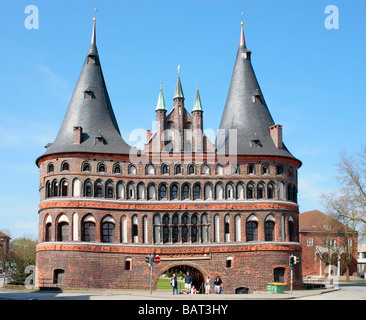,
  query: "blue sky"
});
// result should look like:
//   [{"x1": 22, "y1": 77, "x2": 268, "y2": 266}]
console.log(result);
[{"x1": 0, "y1": 0, "x2": 365, "y2": 239}]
